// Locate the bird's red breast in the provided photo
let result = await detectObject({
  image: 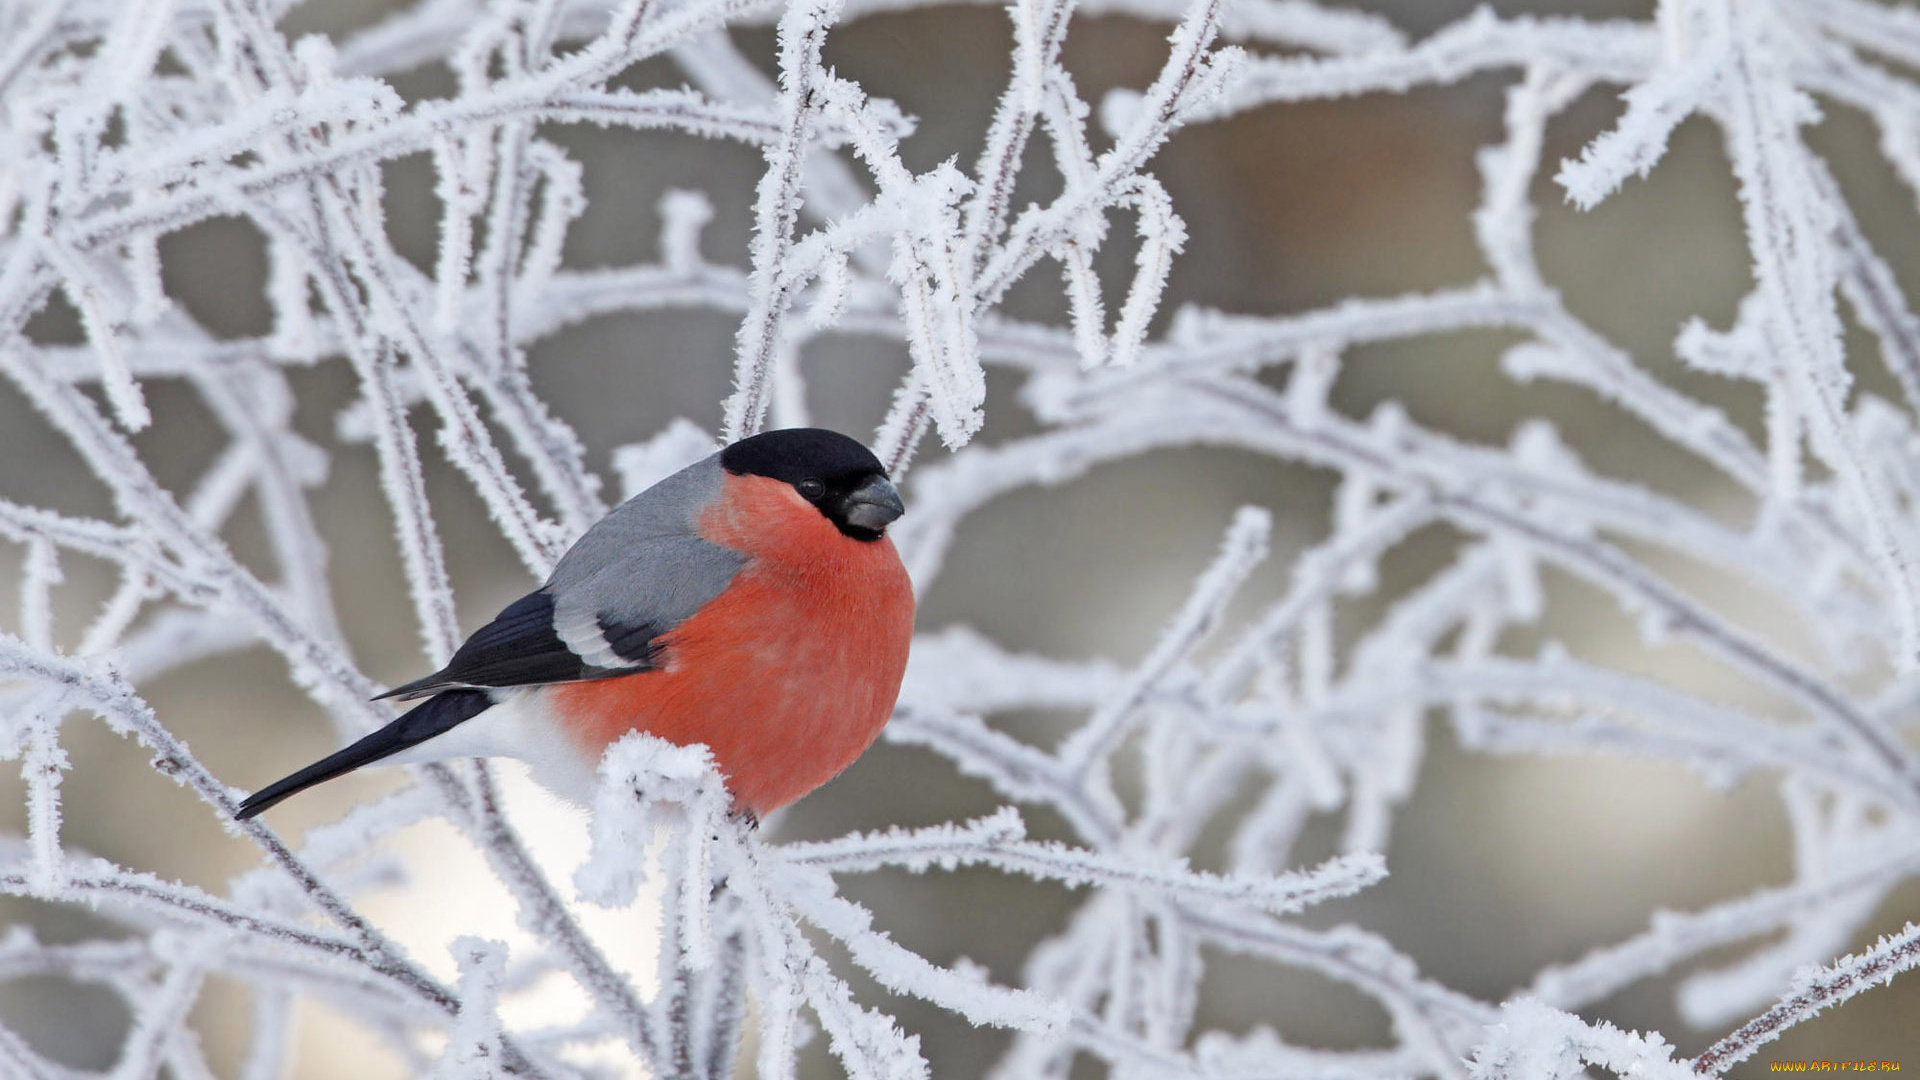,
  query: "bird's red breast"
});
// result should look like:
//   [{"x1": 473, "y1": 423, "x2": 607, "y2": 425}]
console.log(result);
[{"x1": 547, "y1": 472, "x2": 915, "y2": 816}]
